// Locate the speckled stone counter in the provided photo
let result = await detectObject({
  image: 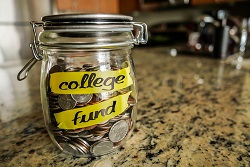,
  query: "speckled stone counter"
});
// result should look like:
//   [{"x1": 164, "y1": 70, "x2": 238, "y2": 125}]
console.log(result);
[{"x1": 0, "y1": 47, "x2": 249, "y2": 167}]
